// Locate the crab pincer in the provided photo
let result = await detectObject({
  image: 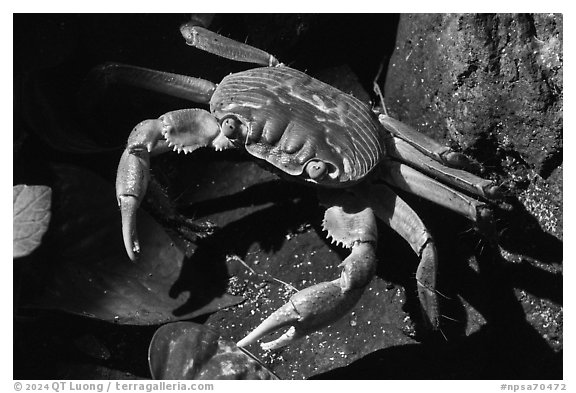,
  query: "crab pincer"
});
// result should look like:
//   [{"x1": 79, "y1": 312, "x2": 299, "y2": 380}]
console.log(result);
[
  {"x1": 115, "y1": 119, "x2": 163, "y2": 260},
  {"x1": 237, "y1": 279, "x2": 367, "y2": 350},
  {"x1": 237, "y1": 197, "x2": 378, "y2": 350},
  {"x1": 116, "y1": 109, "x2": 228, "y2": 260}
]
